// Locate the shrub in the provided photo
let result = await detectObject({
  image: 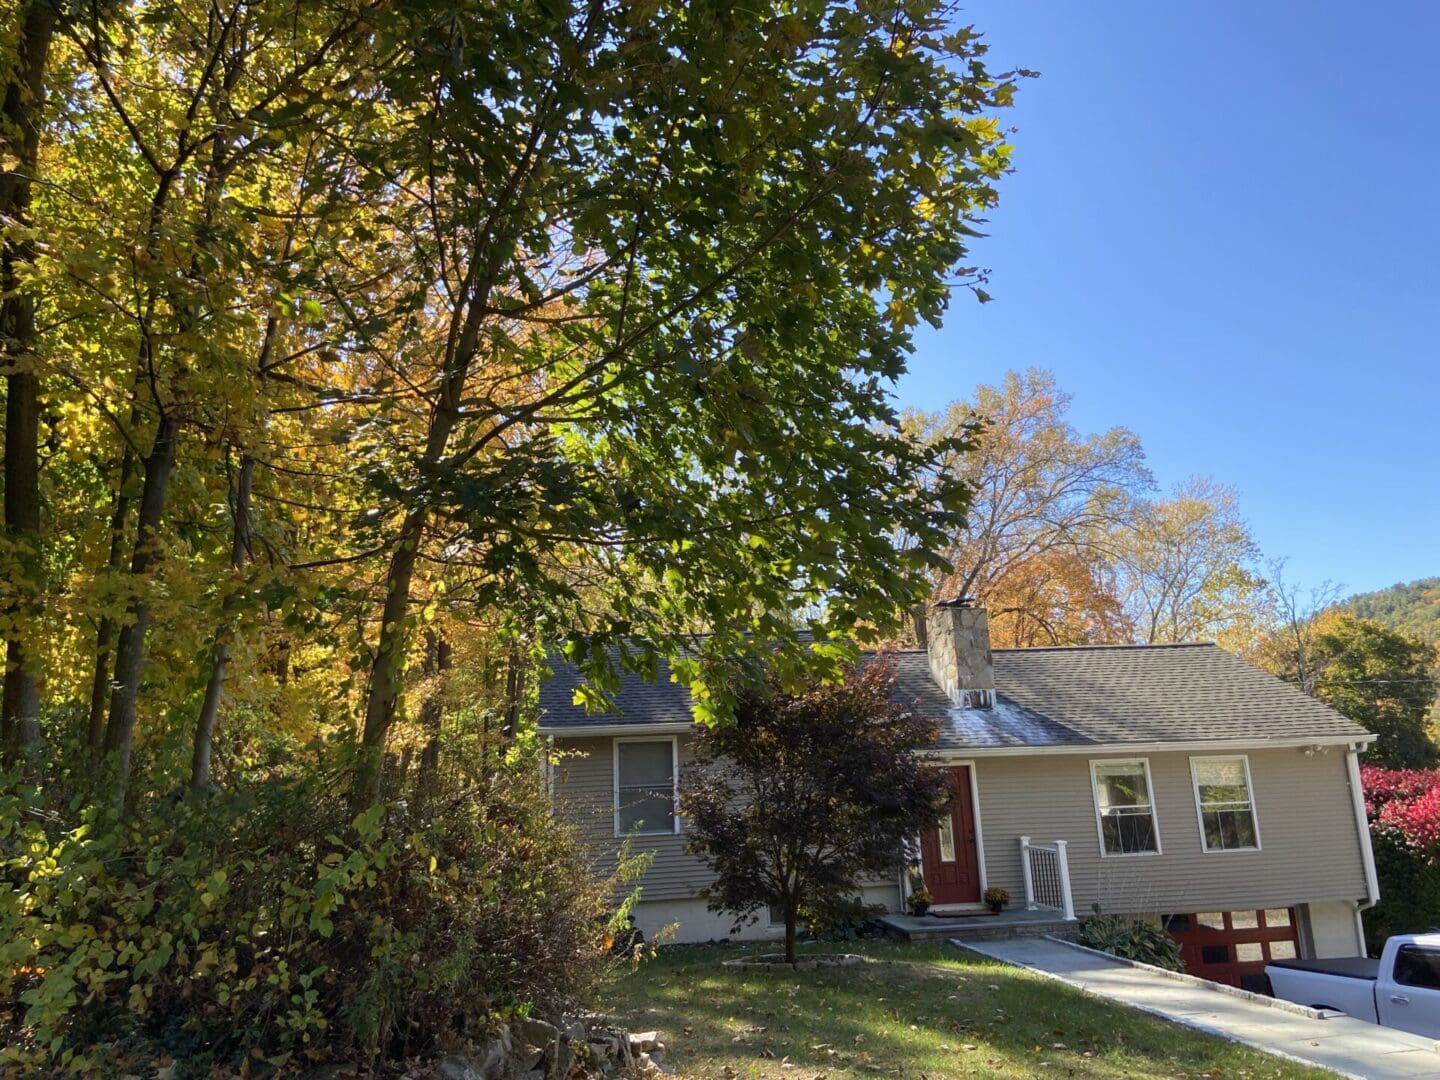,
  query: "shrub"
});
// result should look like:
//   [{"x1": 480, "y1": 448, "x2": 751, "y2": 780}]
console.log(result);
[
  {"x1": 1360, "y1": 766, "x2": 1440, "y2": 952},
  {"x1": 0, "y1": 767, "x2": 643, "y2": 1074},
  {"x1": 1078, "y1": 908, "x2": 1183, "y2": 971},
  {"x1": 802, "y1": 896, "x2": 886, "y2": 942}
]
